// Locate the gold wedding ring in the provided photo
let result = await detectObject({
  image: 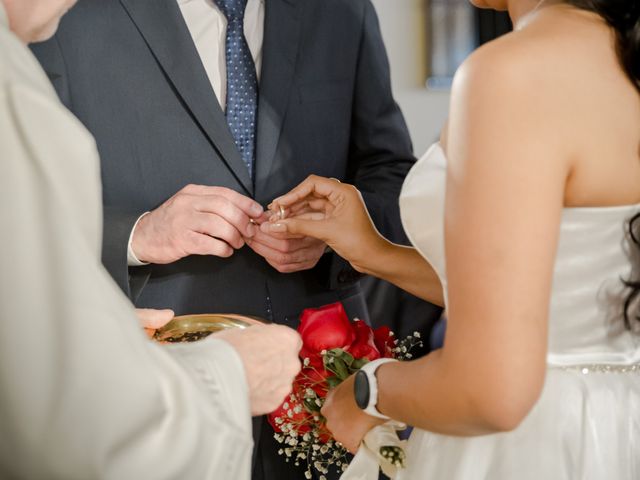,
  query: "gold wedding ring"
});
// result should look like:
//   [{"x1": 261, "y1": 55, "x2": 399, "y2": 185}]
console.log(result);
[{"x1": 278, "y1": 205, "x2": 286, "y2": 221}]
